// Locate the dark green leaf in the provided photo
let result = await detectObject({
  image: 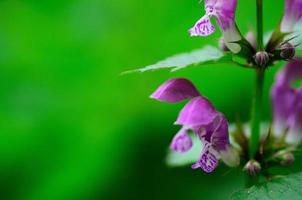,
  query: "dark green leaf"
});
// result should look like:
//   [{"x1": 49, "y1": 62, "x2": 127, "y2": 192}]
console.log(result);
[{"x1": 231, "y1": 172, "x2": 302, "y2": 200}]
